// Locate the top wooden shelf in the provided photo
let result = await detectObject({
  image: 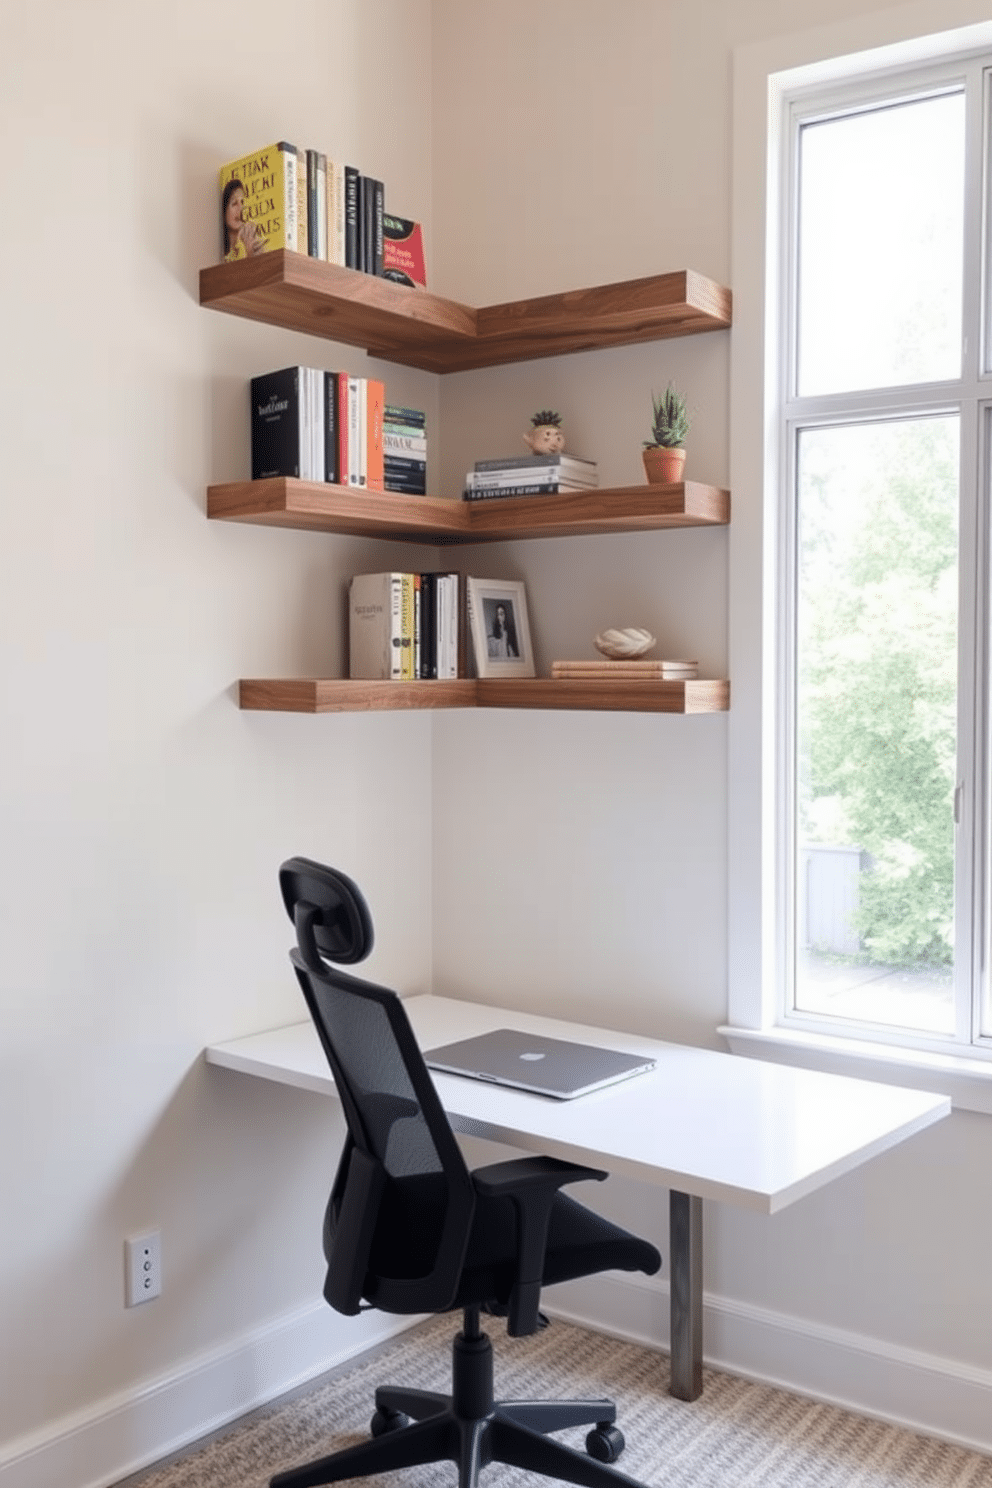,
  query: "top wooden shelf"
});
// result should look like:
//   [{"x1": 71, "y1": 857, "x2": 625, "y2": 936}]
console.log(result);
[{"x1": 198, "y1": 252, "x2": 732, "y2": 373}]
